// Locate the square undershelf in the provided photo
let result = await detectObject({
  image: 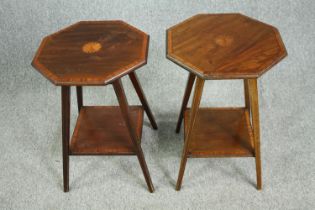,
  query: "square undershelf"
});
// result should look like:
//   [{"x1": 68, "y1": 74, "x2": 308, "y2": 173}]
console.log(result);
[
  {"x1": 184, "y1": 108, "x2": 255, "y2": 157},
  {"x1": 70, "y1": 106, "x2": 143, "y2": 155}
]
